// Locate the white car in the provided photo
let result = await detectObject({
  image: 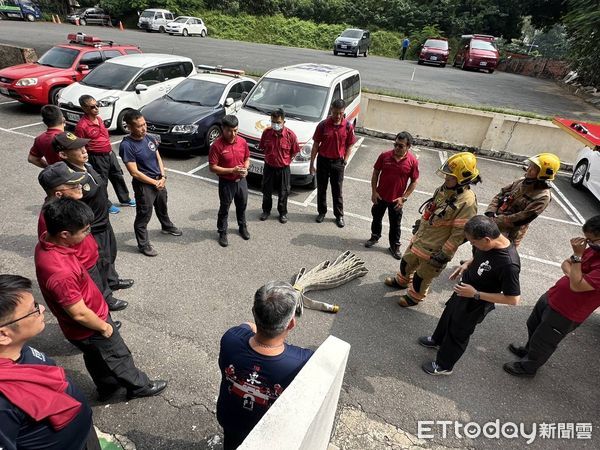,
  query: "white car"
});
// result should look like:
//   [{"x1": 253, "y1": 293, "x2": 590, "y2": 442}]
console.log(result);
[
  {"x1": 572, "y1": 146, "x2": 600, "y2": 201},
  {"x1": 166, "y1": 16, "x2": 207, "y2": 37},
  {"x1": 58, "y1": 53, "x2": 196, "y2": 133}
]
